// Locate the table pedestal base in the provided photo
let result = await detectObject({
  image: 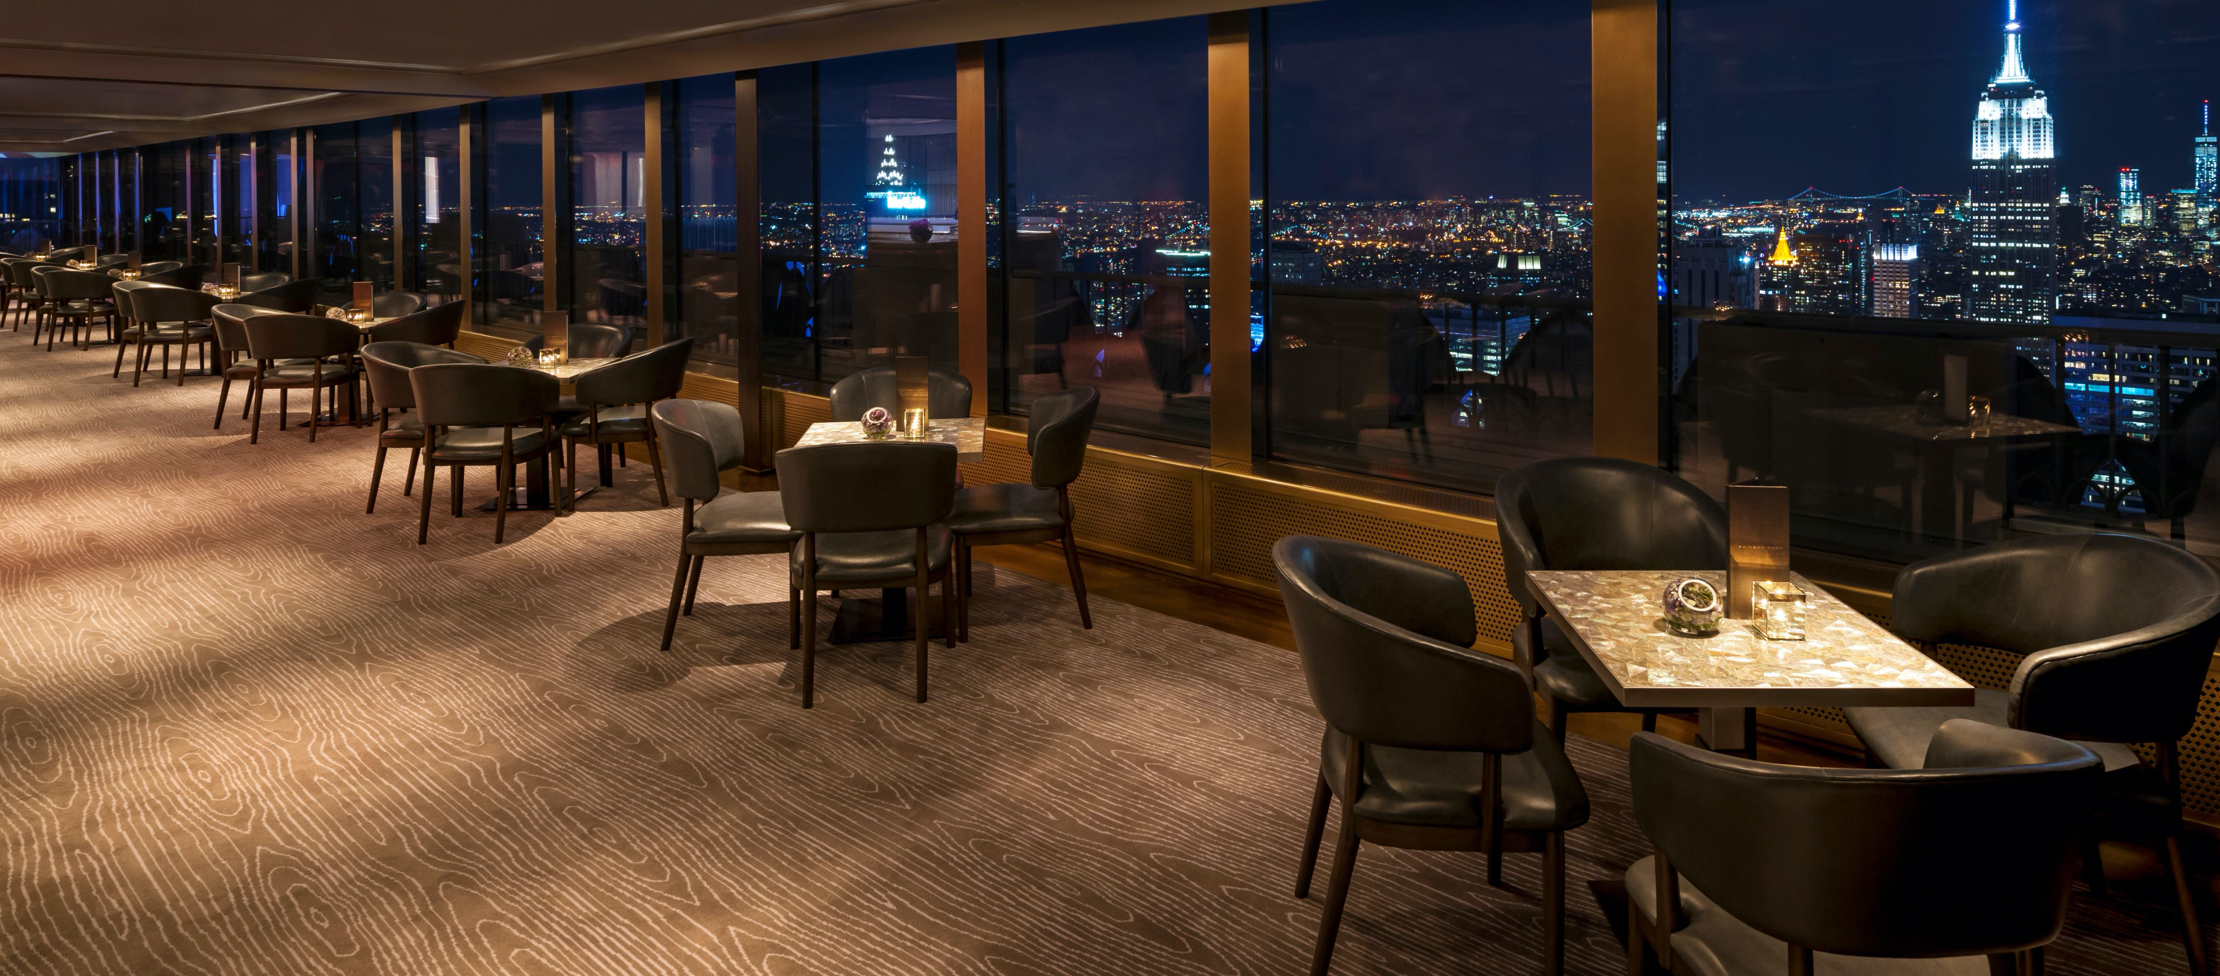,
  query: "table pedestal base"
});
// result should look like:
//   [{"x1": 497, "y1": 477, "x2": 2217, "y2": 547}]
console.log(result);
[
  {"x1": 1697, "y1": 706, "x2": 1754, "y2": 753},
  {"x1": 470, "y1": 456, "x2": 594, "y2": 512},
  {"x1": 830, "y1": 588, "x2": 947, "y2": 644}
]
